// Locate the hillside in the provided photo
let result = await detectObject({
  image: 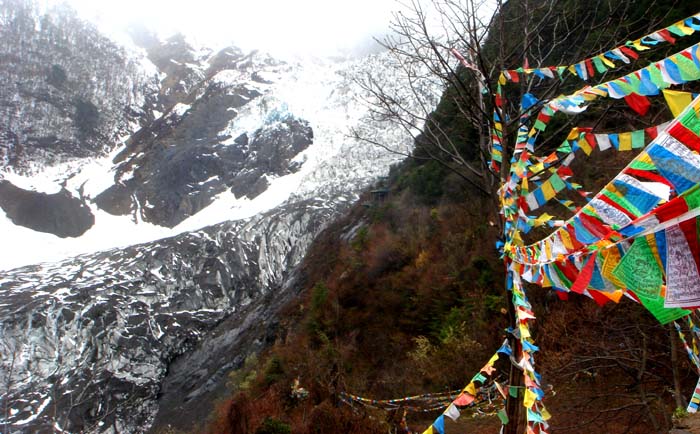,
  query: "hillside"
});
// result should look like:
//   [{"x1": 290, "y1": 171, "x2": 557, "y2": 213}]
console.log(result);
[
  {"x1": 196, "y1": 158, "x2": 693, "y2": 434},
  {"x1": 195, "y1": 1, "x2": 700, "y2": 433}
]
